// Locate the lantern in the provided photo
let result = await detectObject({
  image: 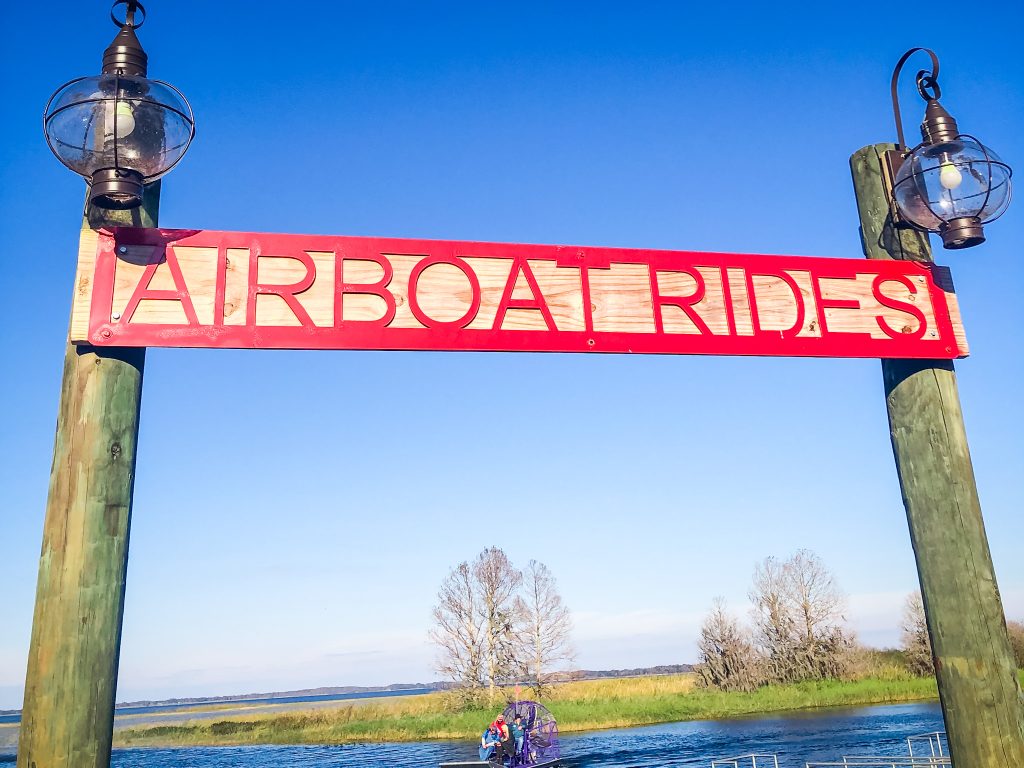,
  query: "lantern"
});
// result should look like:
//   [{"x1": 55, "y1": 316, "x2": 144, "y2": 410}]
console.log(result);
[
  {"x1": 886, "y1": 48, "x2": 1011, "y2": 249},
  {"x1": 43, "y1": 1, "x2": 194, "y2": 209}
]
